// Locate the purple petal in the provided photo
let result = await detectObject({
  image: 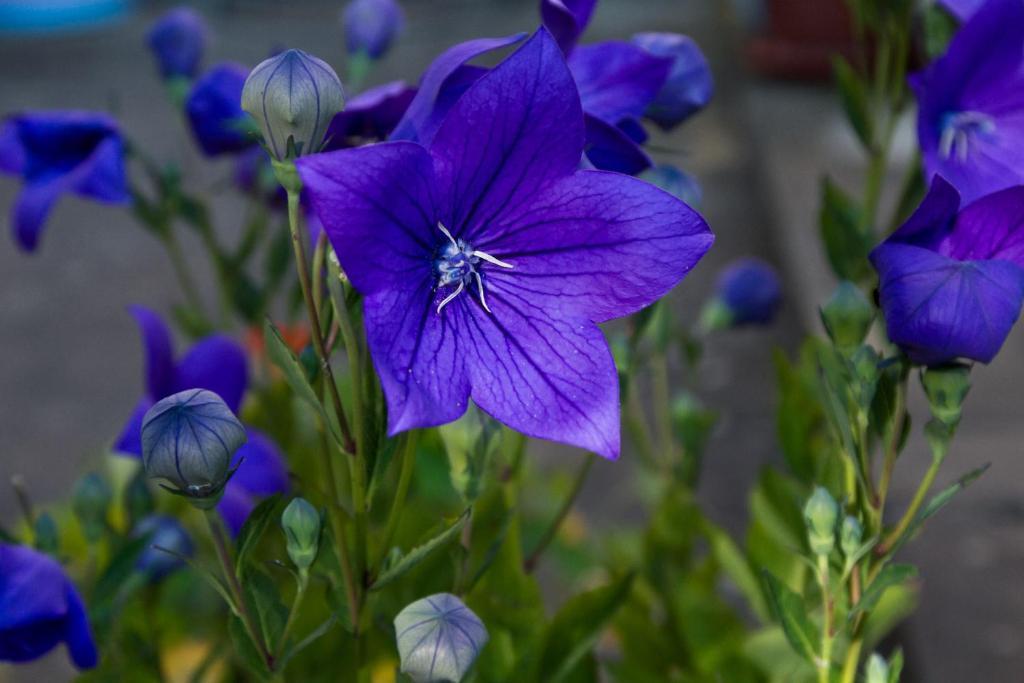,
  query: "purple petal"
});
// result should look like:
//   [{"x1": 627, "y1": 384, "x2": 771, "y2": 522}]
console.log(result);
[
  {"x1": 472, "y1": 170, "x2": 714, "y2": 323},
  {"x1": 217, "y1": 485, "x2": 255, "y2": 537},
  {"x1": 0, "y1": 119, "x2": 25, "y2": 174},
  {"x1": 944, "y1": 185, "x2": 1024, "y2": 266},
  {"x1": 583, "y1": 113, "x2": 652, "y2": 174},
  {"x1": 568, "y1": 40, "x2": 672, "y2": 124},
  {"x1": 146, "y1": 7, "x2": 207, "y2": 79},
  {"x1": 342, "y1": 0, "x2": 404, "y2": 59},
  {"x1": 229, "y1": 428, "x2": 290, "y2": 496},
  {"x1": 297, "y1": 141, "x2": 439, "y2": 296},
  {"x1": 62, "y1": 581, "x2": 98, "y2": 669},
  {"x1": 128, "y1": 305, "x2": 176, "y2": 399},
  {"x1": 872, "y1": 243, "x2": 1024, "y2": 364},
  {"x1": 185, "y1": 63, "x2": 254, "y2": 156},
  {"x1": 886, "y1": 175, "x2": 961, "y2": 249},
  {"x1": 431, "y1": 29, "x2": 585, "y2": 242},
  {"x1": 70, "y1": 135, "x2": 129, "y2": 204},
  {"x1": 172, "y1": 335, "x2": 249, "y2": 413},
  {"x1": 633, "y1": 32, "x2": 713, "y2": 130},
  {"x1": 11, "y1": 179, "x2": 62, "y2": 252},
  {"x1": 324, "y1": 80, "x2": 416, "y2": 150},
  {"x1": 939, "y1": 0, "x2": 987, "y2": 22},
  {"x1": 389, "y1": 34, "x2": 526, "y2": 145},
  {"x1": 113, "y1": 397, "x2": 154, "y2": 457},
  {"x1": 540, "y1": 0, "x2": 598, "y2": 54}
]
